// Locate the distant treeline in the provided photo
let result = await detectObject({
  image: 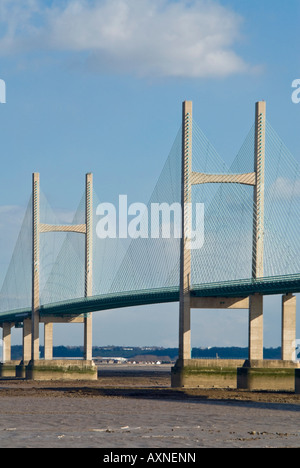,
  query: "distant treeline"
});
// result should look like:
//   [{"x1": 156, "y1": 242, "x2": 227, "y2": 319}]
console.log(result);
[{"x1": 9, "y1": 345, "x2": 282, "y2": 361}]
